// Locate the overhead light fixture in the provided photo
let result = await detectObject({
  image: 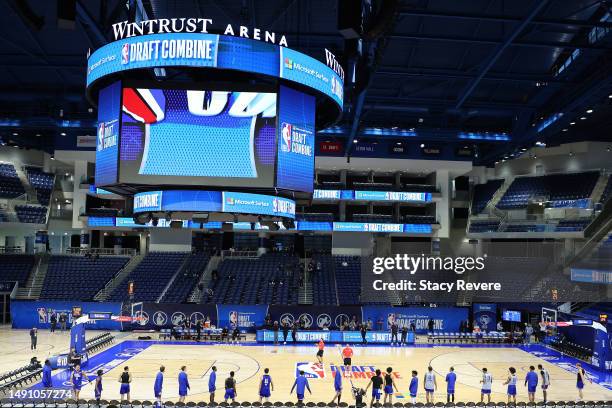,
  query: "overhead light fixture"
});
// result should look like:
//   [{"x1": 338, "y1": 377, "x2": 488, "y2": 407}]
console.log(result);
[
  {"x1": 418, "y1": 118, "x2": 424, "y2": 123},
  {"x1": 569, "y1": 151, "x2": 574, "y2": 157},
  {"x1": 353, "y1": 139, "x2": 358, "y2": 143},
  {"x1": 580, "y1": 116, "x2": 587, "y2": 120},
  {"x1": 36, "y1": 133, "x2": 41, "y2": 137},
  {"x1": 12, "y1": 132, "x2": 17, "y2": 136},
  {"x1": 521, "y1": 148, "x2": 527, "y2": 151},
  {"x1": 395, "y1": 142, "x2": 401, "y2": 145},
  {"x1": 60, "y1": 132, "x2": 66, "y2": 136},
  {"x1": 420, "y1": 143, "x2": 425, "y2": 148},
  {"x1": 570, "y1": 122, "x2": 575, "y2": 125},
  {"x1": 562, "y1": 128, "x2": 568, "y2": 132},
  {"x1": 50, "y1": 156, "x2": 55, "y2": 160},
  {"x1": 586, "y1": 109, "x2": 593, "y2": 114}
]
